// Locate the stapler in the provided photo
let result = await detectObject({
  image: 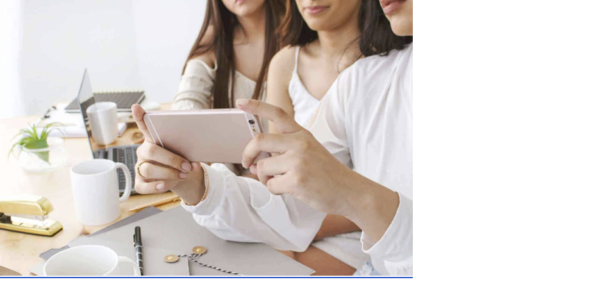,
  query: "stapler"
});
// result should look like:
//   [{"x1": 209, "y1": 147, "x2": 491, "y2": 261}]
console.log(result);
[{"x1": 0, "y1": 195, "x2": 63, "y2": 236}]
